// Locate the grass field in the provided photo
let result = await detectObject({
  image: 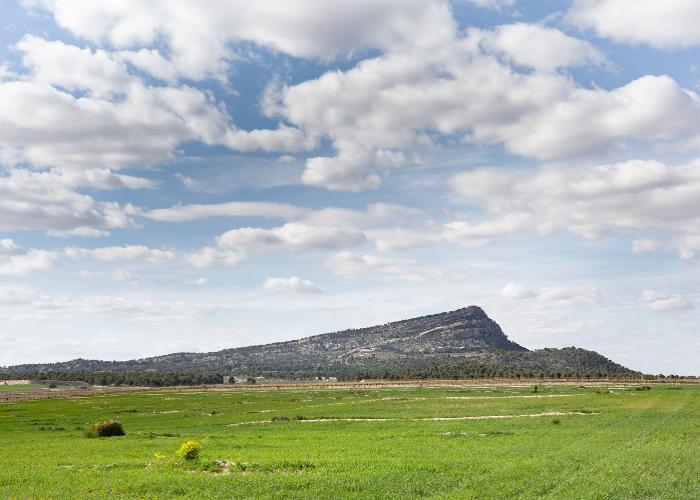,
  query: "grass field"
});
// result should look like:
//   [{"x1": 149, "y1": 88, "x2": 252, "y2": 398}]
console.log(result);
[
  {"x1": 0, "y1": 382, "x2": 697, "y2": 499},
  {"x1": 0, "y1": 383, "x2": 45, "y2": 392}
]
